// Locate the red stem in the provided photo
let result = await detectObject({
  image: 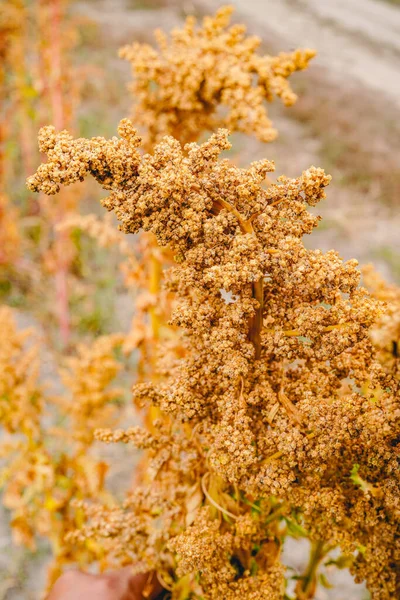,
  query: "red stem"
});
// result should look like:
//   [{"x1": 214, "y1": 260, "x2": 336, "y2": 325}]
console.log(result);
[
  {"x1": 48, "y1": 0, "x2": 70, "y2": 345},
  {"x1": 49, "y1": 0, "x2": 64, "y2": 131}
]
